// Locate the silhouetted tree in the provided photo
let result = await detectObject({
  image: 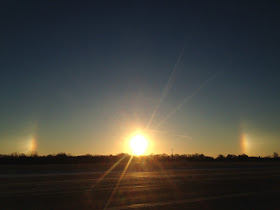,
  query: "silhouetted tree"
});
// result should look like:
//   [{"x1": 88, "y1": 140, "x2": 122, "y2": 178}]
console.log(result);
[
  {"x1": 237, "y1": 154, "x2": 249, "y2": 161},
  {"x1": 226, "y1": 154, "x2": 236, "y2": 160},
  {"x1": 216, "y1": 154, "x2": 225, "y2": 160},
  {"x1": 30, "y1": 151, "x2": 38, "y2": 157}
]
